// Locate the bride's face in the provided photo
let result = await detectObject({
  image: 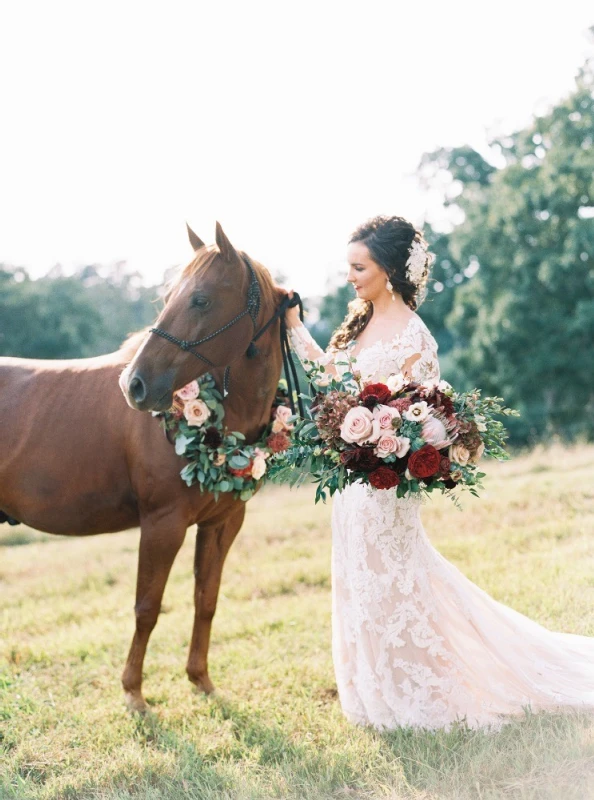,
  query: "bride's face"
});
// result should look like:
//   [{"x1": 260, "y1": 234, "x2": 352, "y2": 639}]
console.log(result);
[{"x1": 346, "y1": 241, "x2": 389, "y2": 302}]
